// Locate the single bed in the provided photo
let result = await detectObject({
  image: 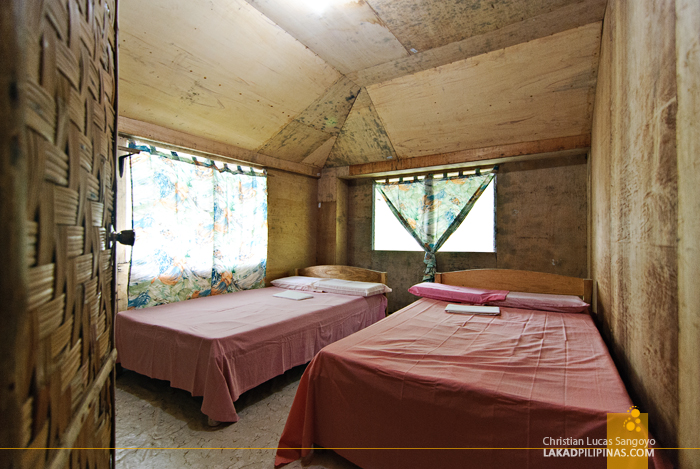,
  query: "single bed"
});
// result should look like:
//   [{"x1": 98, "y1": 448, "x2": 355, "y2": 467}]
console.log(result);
[
  {"x1": 115, "y1": 265, "x2": 388, "y2": 424},
  {"x1": 276, "y1": 269, "x2": 666, "y2": 468}
]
